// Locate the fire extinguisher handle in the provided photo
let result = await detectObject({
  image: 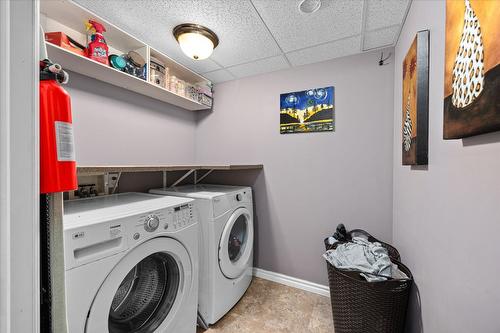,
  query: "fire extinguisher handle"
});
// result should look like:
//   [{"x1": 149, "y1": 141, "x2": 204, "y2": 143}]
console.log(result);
[
  {"x1": 56, "y1": 70, "x2": 69, "y2": 85},
  {"x1": 48, "y1": 63, "x2": 62, "y2": 73}
]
